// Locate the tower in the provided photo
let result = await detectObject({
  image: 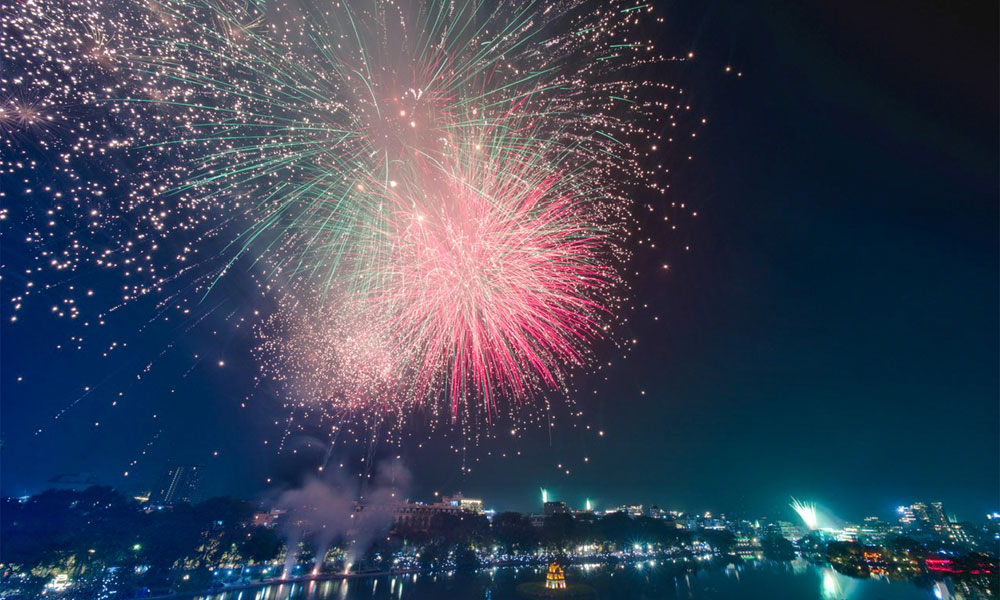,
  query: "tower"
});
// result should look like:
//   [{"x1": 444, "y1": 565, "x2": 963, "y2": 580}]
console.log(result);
[
  {"x1": 545, "y1": 562, "x2": 566, "y2": 590},
  {"x1": 151, "y1": 462, "x2": 202, "y2": 504}
]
